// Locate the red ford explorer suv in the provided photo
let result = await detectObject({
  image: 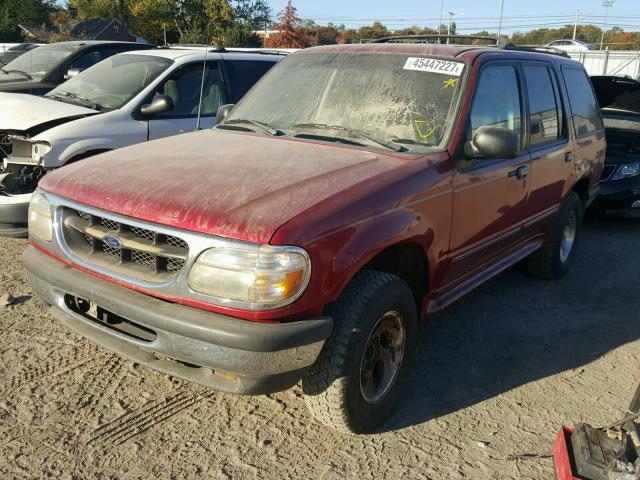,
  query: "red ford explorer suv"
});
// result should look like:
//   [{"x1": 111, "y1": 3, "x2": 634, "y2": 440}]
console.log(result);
[{"x1": 25, "y1": 39, "x2": 605, "y2": 433}]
